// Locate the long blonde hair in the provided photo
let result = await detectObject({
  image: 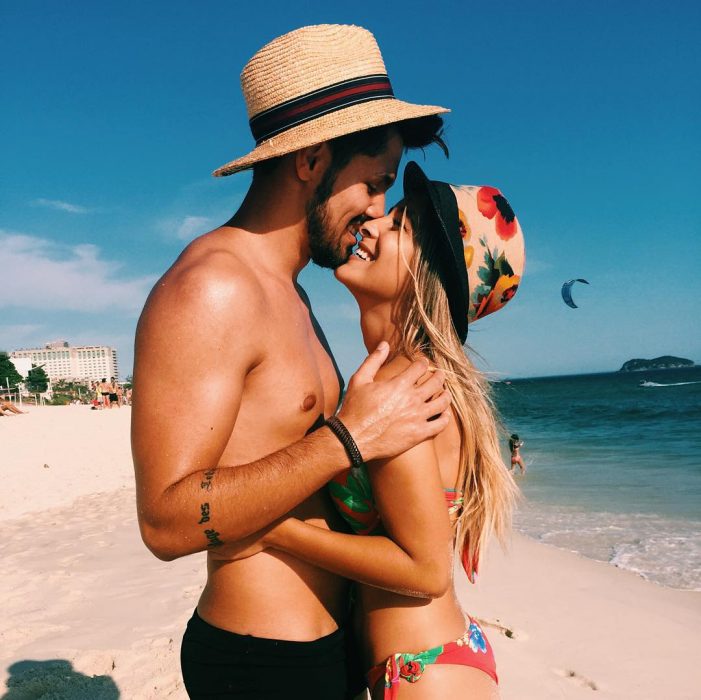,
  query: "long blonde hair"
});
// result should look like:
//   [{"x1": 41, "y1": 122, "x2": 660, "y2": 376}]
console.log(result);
[{"x1": 393, "y1": 206, "x2": 518, "y2": 578}]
